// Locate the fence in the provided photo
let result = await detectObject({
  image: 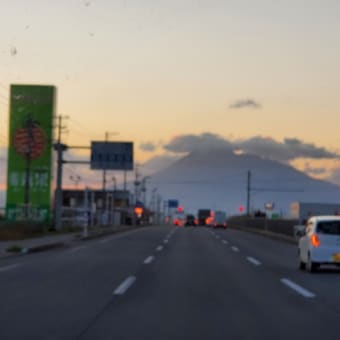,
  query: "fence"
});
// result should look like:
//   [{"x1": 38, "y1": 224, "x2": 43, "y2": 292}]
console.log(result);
[{"x1": 227, "y1": 216, "x2": 299, "y2": 238}]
